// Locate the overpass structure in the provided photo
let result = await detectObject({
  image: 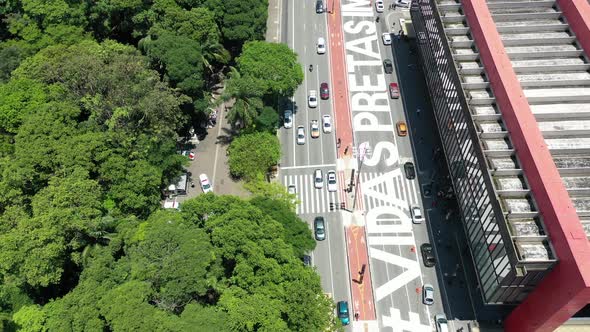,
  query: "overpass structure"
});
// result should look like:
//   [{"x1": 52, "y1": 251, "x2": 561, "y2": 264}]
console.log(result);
[{"x1": 410, "y1": 0, "x2": 590, "y2": 330}]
